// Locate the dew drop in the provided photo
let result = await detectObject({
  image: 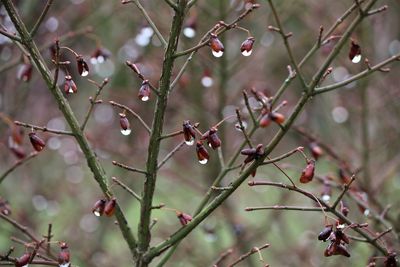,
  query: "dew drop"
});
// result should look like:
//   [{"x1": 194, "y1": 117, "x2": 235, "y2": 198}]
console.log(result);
[
  {"x1": 241, "y1": 50, "x2": 252, "y2": 56},
  {"x1": 68, "y1": 88, "x2": 74, "y2": 94},
  {"x1": 235, "y1": 121, "x2": 247, "y2": 131},
  {"x1": 97, "y1": 56, "x2": 105, "y2": 64},
  {"x1": 201, "y1": 76, "x2": 213, "y2": 87},
  {"x1": 199, "y1": 158, "x2": 208, "y2": 165},
  {"x1": 363, "y1": 209, "x2": 370, "y2": 216},
  {"x1": 81, "y1": 70, "x2": 89, "y2": 77},
  {"x1": 185, "y1": 138, "x2": 194, "y2": 146},
  {"x1": 212, "y1": 50, "x2": 223, "y2": 58},
  {"x1": 351, "y1": 54, "x2": 361, "y2": 63},
  {"x1": 140, "y1": 96, "x2": 149, "y2": 102},
  {"x1": 321, "y1": 195, "x2": 331, "y2": 202},
  {"x1": 90, "y1": 57, "x2": 98, "y2": 65},
  {"x1": 120, "y1": 129, "x2": 132, "y2": 136},
  {"x1": 93, "y1": 210, "x2": 101, "y2": 217},
  {"x1": 183, "y1": 27, "x2": 196, "y2": 38}
]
